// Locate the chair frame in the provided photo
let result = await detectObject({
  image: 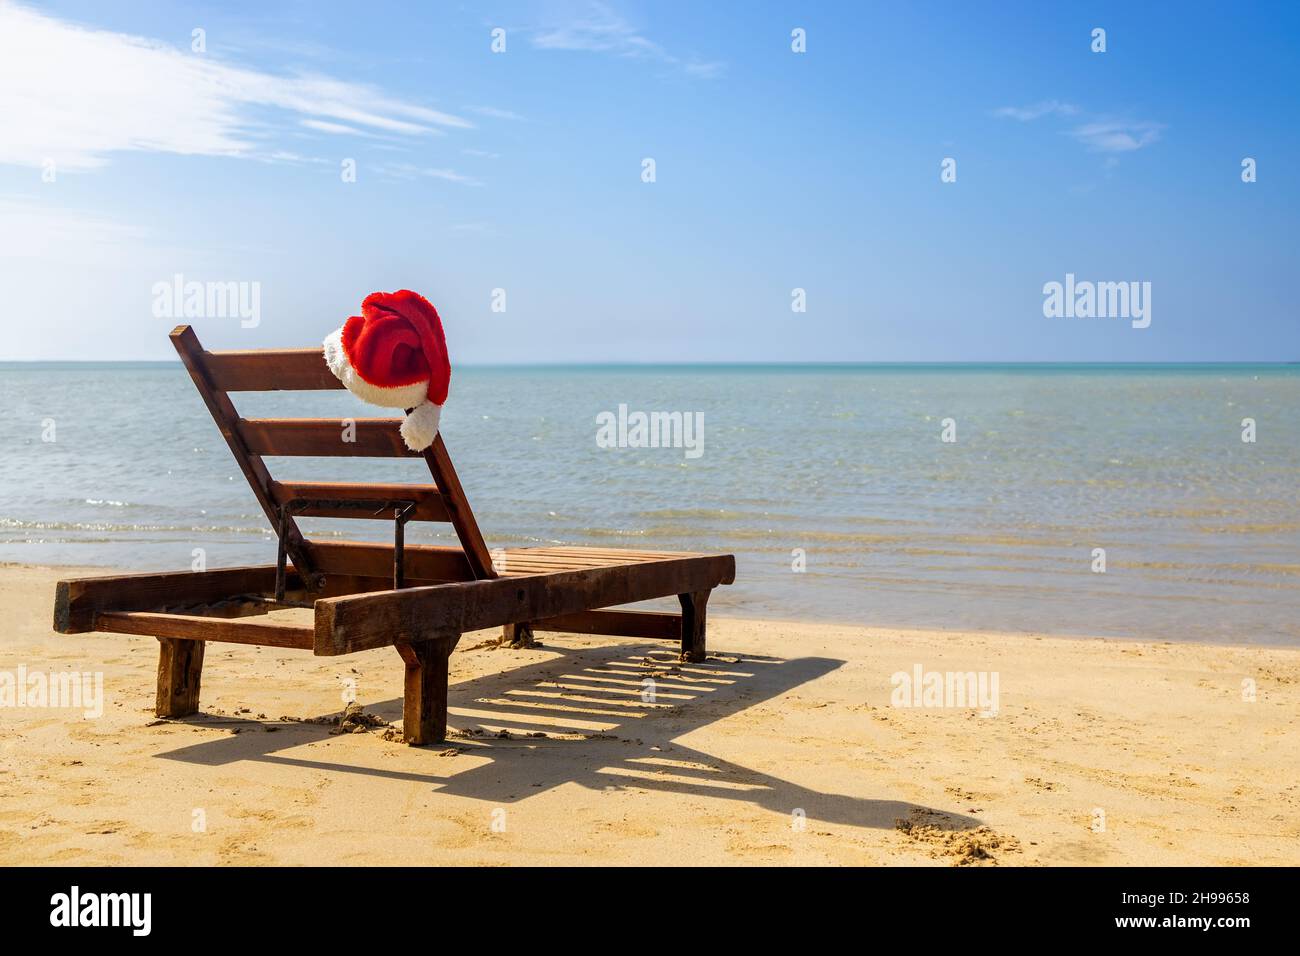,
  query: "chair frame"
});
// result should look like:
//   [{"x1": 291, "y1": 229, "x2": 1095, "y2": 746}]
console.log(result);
[{"x1": 53, "y1": 326, "x2": 735, "y2": 744}]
